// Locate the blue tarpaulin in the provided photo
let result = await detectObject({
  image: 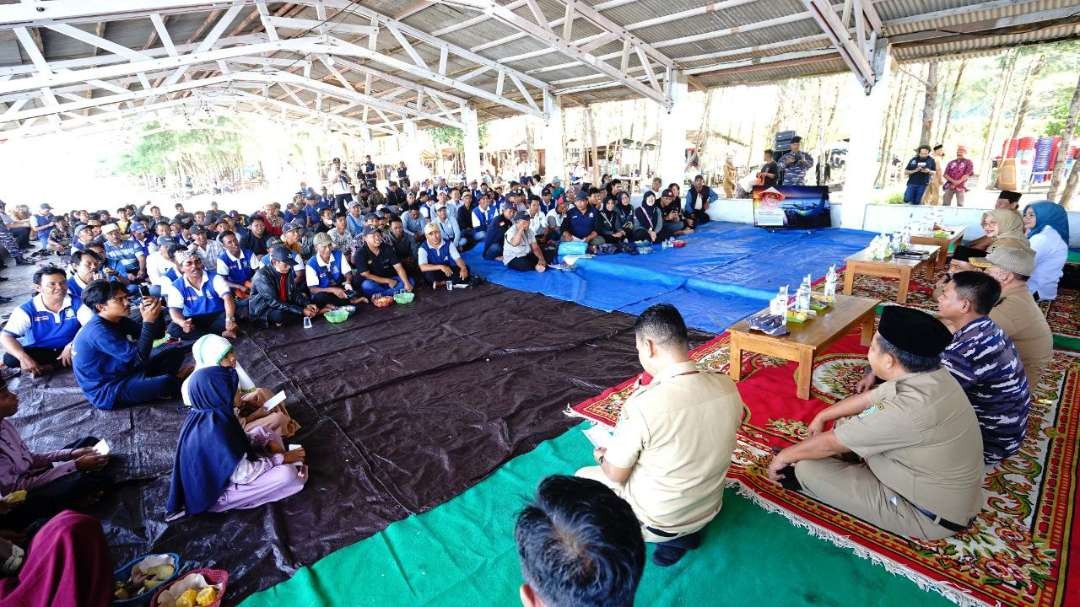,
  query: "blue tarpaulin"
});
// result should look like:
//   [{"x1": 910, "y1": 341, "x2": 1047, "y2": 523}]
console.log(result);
[{"x1": 461, "y1": 222, "x2": 875, "y2": 334}]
